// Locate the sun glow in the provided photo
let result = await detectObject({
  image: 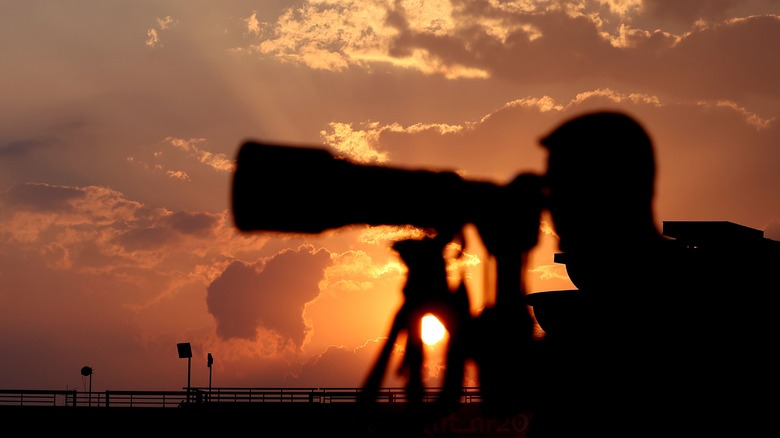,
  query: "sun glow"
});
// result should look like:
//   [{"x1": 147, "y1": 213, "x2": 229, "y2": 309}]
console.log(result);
[{"x1": 421, "y1": 314, "x2": 447, "y2": 345}]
